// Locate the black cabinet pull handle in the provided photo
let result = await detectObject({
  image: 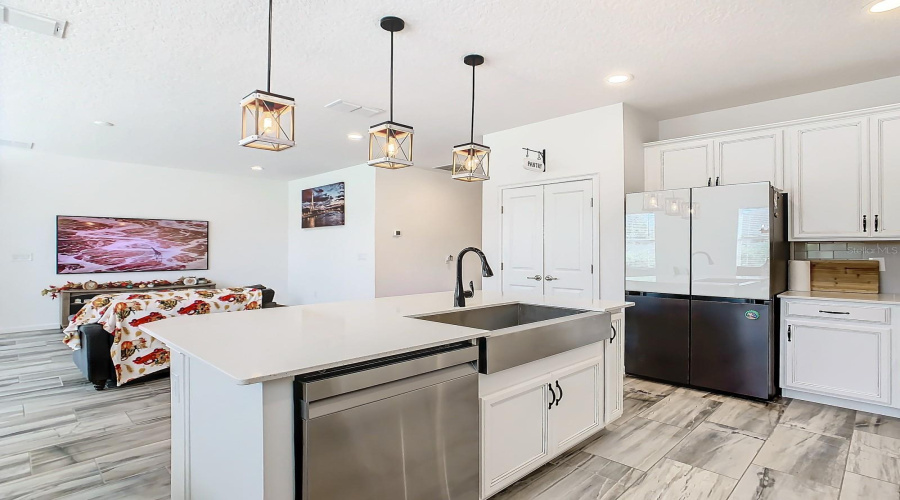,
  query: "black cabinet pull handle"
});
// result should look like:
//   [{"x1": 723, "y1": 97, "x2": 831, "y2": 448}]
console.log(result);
[
  {"x1": 819, "y1": 310, "x2": 850, "y2": 315},
  {"x1": 715, "y1": 176, "x2": 720, "y2": 186},
  {"x1": 707, "y1": 177, "x2": 712, "y2": 187},
  {"x1": 863, "y1": 215, "x2": 867, "y2": 232},
  {"x1": 555, "y1": 381, "x2": 563, "y2": 407},
  {"x1": 875, "y1": 215, "x2": 879, "y2": 232},
  {"x1": 787, "y1": 325, "x2": 791, "y2": 342},
  {"x1": 548, "y1": 383, "x2": 557, "y2": 409},
  {"x1": 610, "y1": 323, "x2": 617, "y2": 342}
]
